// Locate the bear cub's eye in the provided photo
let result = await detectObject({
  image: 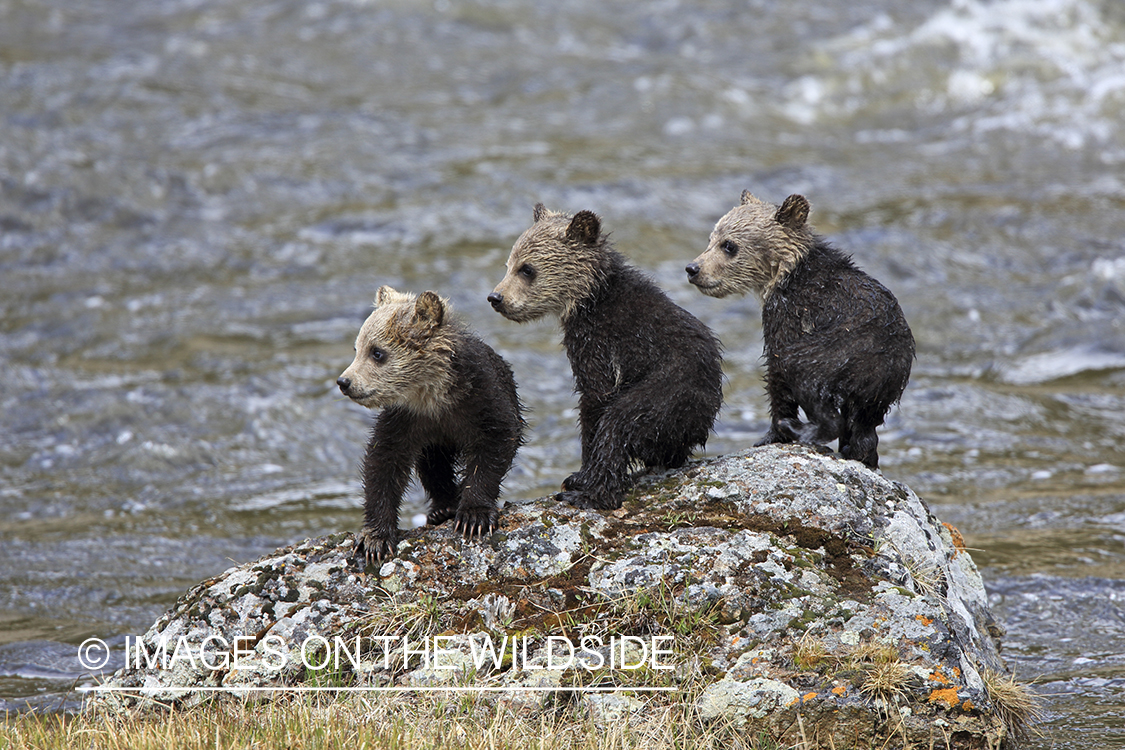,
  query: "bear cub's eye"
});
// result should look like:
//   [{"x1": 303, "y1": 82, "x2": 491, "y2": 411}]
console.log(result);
[
  {"x1": 518, "y1": 263, "x2": 536, "y2": 281},
  {"x1": 370, "y1": 347, "x2": 387, "y2": 364},
  {"x1": 721, "y1": 239, "x2": 739, "y2": 257}
]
